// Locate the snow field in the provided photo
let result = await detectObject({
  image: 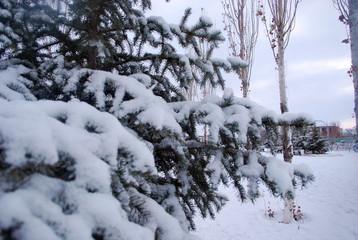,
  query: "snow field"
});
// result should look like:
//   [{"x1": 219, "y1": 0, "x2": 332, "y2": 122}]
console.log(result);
[{"x1": 194, "y1": 151, "x2": 358, "y2": 240}]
